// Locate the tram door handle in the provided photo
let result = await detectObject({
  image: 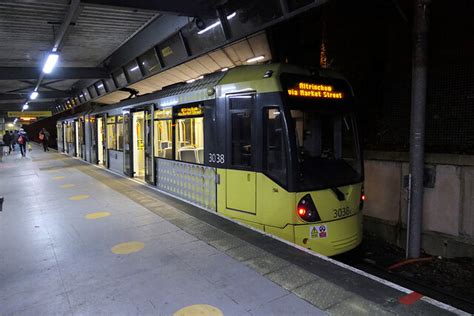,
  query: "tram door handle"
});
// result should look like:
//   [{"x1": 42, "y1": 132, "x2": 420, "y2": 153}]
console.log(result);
[
  {"x1": 272, "y1": 188, "x2": 279, "y2": 193},
  {"x1": 247, "y1": 173, "x2": 251, "y2": 182}
]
